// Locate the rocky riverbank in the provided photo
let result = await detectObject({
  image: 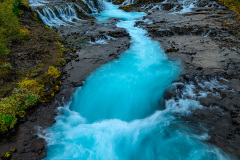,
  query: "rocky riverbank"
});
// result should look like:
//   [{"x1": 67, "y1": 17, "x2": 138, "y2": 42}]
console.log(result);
[{"x1": 131, "y1": 0, "x2": 240, "y2": 158}]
